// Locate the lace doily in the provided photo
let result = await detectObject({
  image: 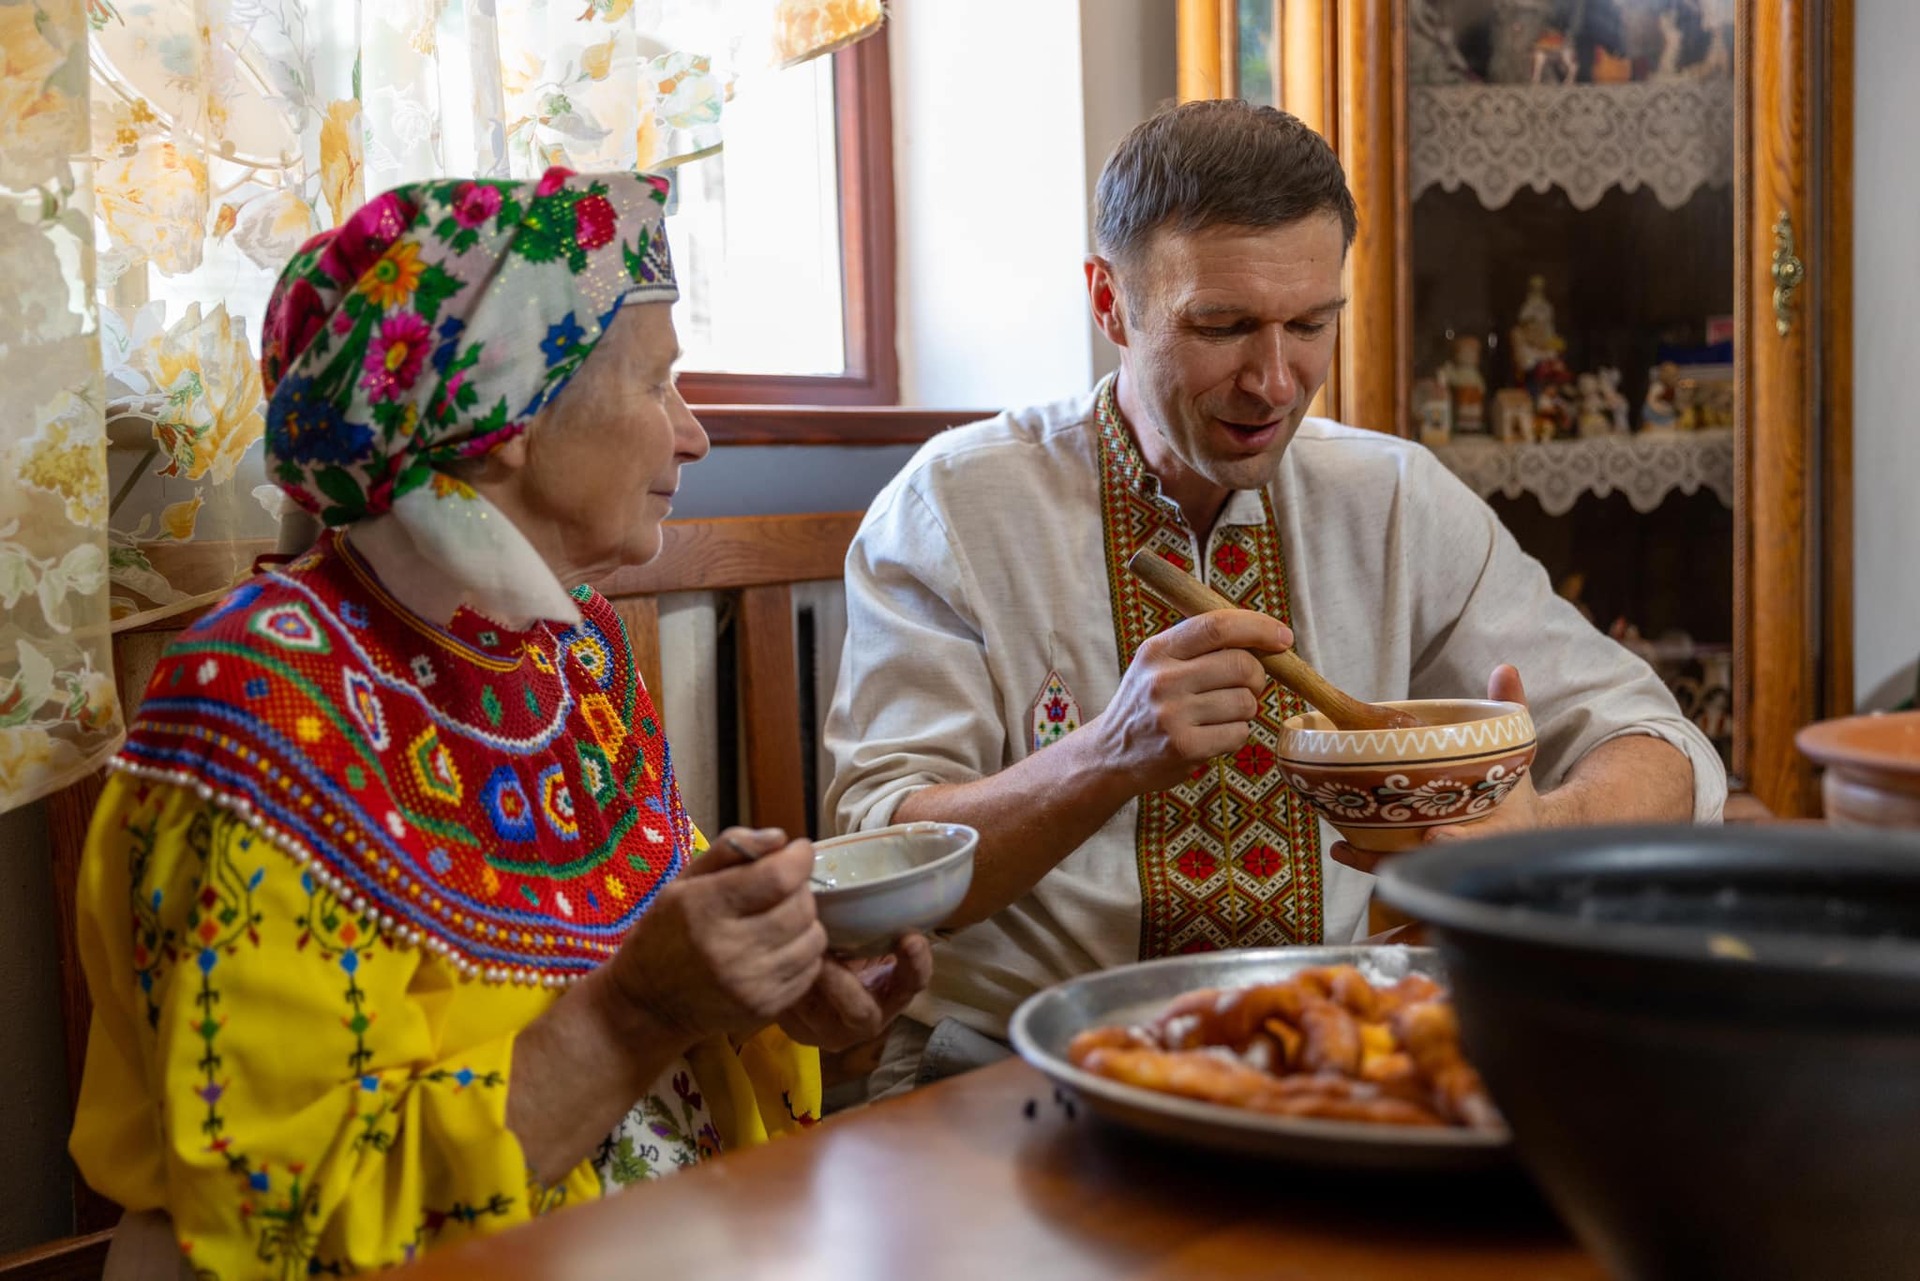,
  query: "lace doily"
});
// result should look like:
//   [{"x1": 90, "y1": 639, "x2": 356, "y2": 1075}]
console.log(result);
[
  {"x1": 1429, "y1": 427, "x2": 1735, "y2": 516},
  {"x1": 1410, "y1": 81, "x2": 1735, "y2": 211}
]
